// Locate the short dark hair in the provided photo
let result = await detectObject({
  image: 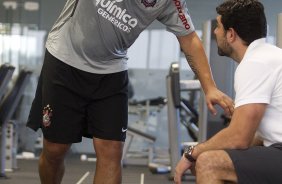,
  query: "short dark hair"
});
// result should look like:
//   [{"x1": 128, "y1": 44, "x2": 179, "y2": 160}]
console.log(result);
[{"x1": 216, "y1": 0, "x2": 267, "y2": 45}]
